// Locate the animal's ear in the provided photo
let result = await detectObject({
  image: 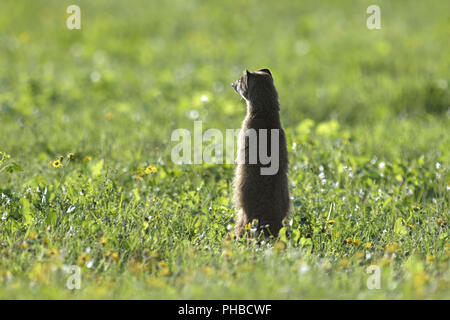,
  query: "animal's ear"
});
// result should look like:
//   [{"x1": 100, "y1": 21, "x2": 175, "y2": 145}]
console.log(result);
[{"x1": 258, "y1": 68, "x2": 272, "y2": 78}]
